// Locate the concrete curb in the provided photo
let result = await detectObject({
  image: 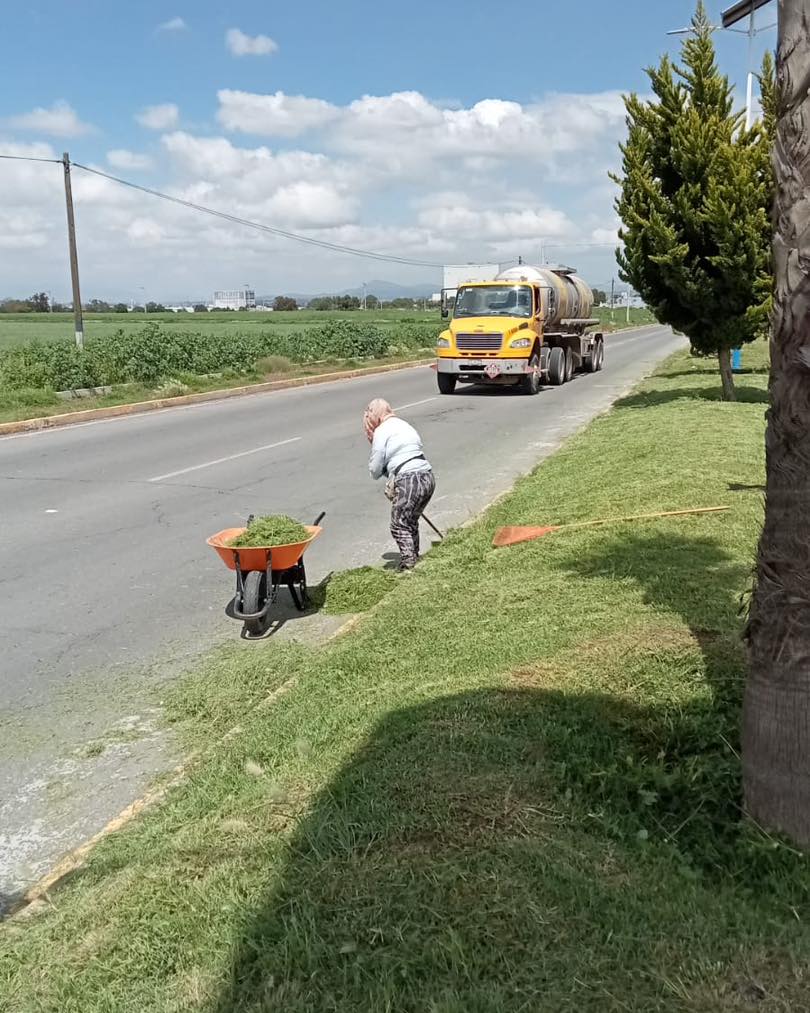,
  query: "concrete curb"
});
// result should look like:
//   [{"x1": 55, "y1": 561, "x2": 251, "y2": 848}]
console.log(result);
[{"x1": 0, "y1": 357, "x2": 434, "y2": 437}]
